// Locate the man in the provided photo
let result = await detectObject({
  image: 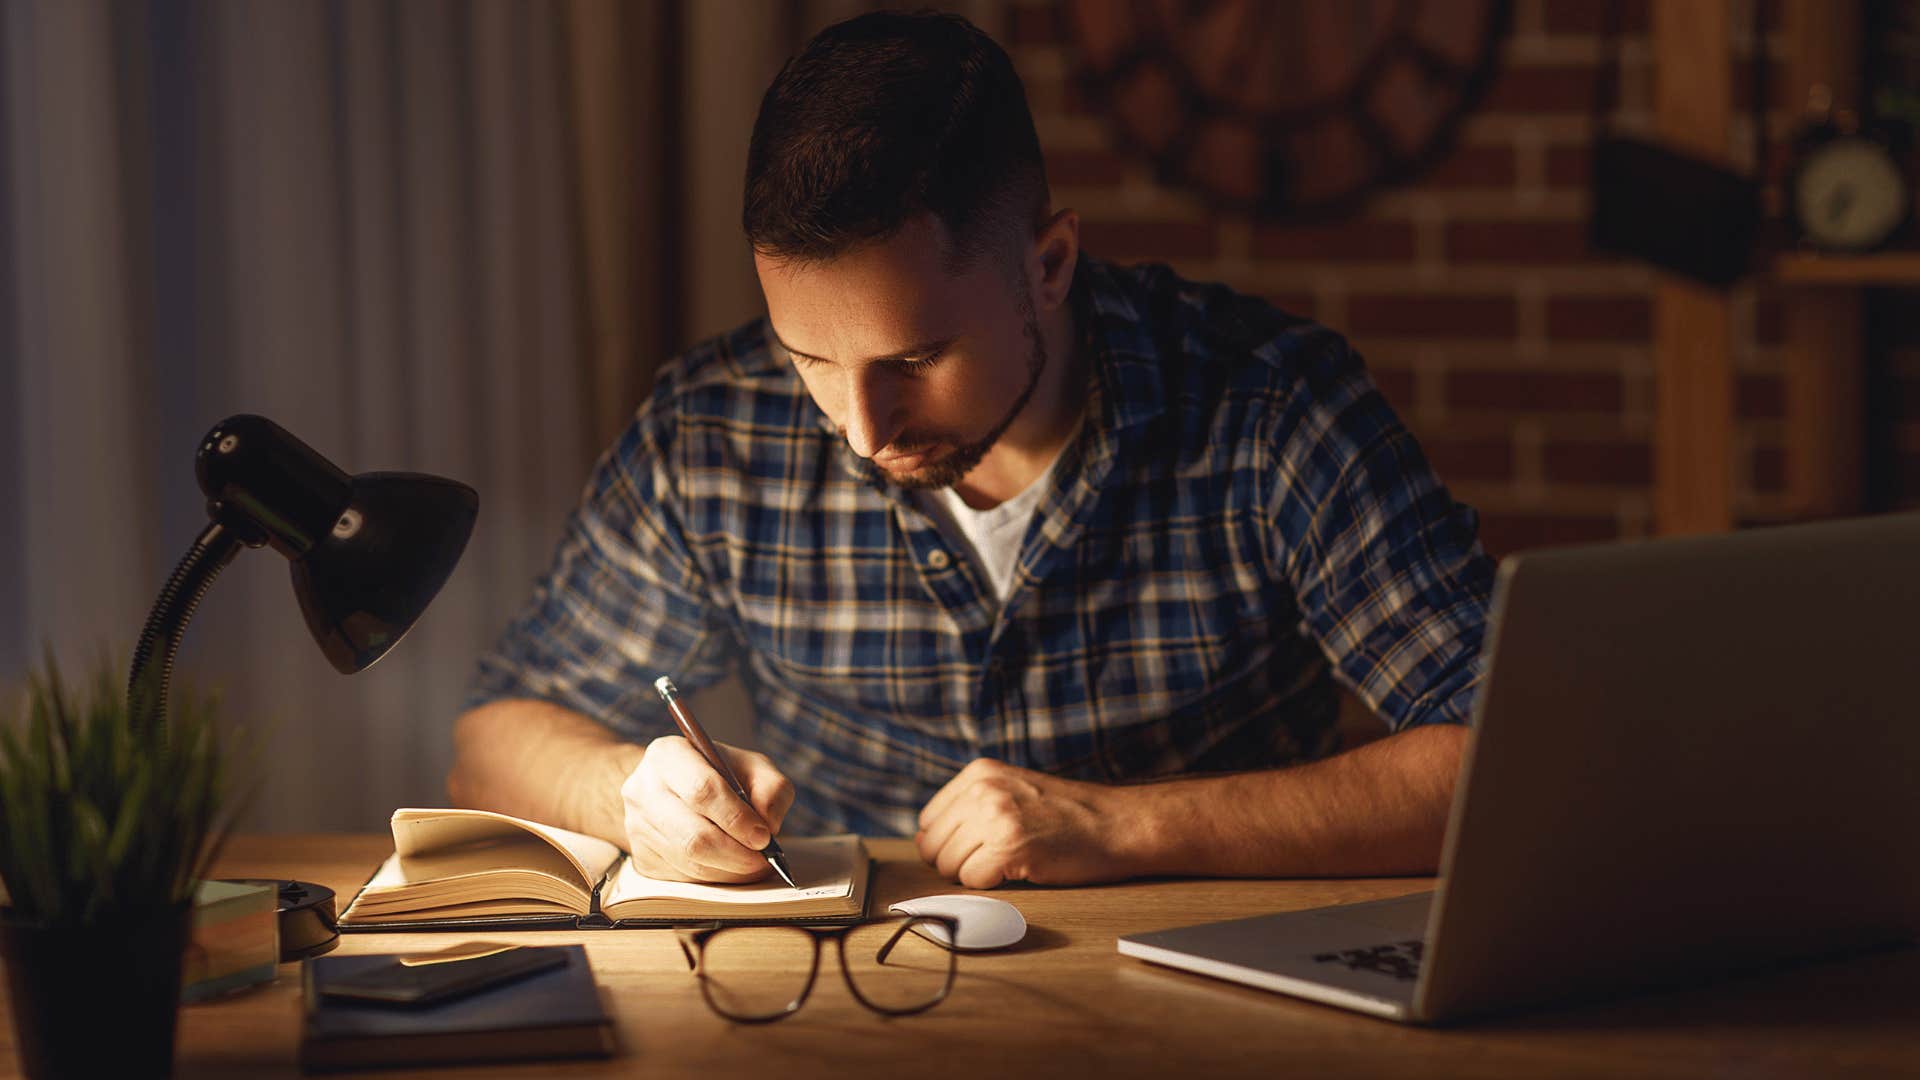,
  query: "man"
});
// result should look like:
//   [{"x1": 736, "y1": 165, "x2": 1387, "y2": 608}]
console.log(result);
[{"x1": 449, "y1": 11, "x2": 1492, "y2": 890}]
